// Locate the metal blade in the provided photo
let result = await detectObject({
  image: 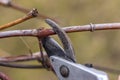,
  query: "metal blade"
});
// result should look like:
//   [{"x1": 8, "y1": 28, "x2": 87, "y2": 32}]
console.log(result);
[{"x1": 45, "y1": 19, "x2": 76, "y2": 62}]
